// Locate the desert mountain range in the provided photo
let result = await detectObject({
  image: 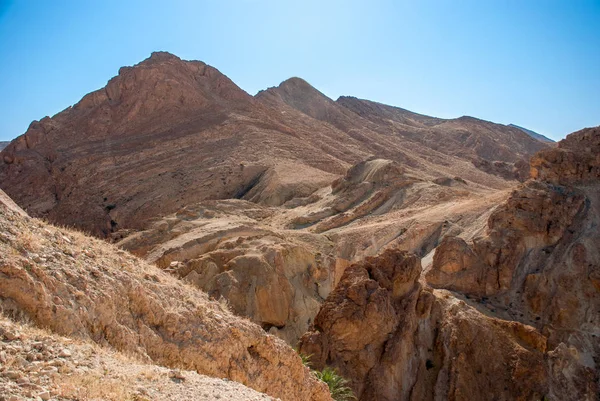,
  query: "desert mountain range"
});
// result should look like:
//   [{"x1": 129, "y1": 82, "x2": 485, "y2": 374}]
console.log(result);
[{"x1": 0, "y1": 52, "x2": 598, "y2": 400}]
